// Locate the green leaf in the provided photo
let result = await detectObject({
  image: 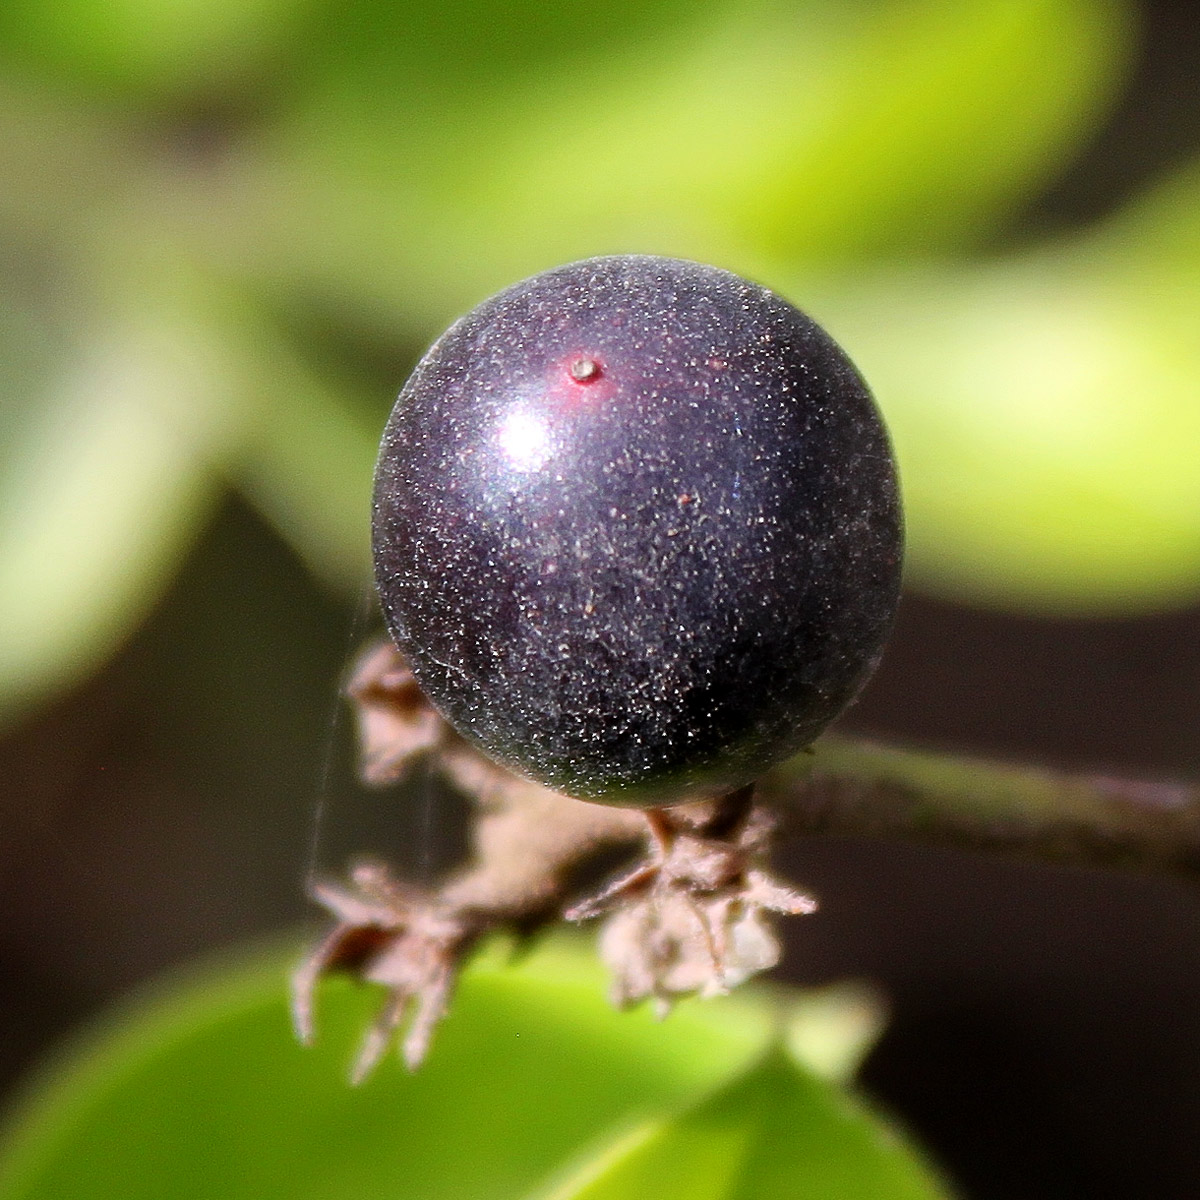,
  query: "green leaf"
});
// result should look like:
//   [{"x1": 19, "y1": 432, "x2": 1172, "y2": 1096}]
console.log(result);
[
  {"x1": 232, "y1": 372, "x2": 376, "y2": 595},
  {"x1": 0, "y1": 938, "x2": 778, "y2": 1200},
  {"x1": 783, "y1": 982, "x2": 888, "y2": 1086},
  {"x1": 0, "y1": 80, "x2": 129, "y2": 243},
  {"x1": 229, "y1": 0, "x2": 1129, "y2": 331},
  {"x1": 530, "y1": 1048, "x2": 948, "y2": 1200},
  {"x1": 0, "y1": 0, "x2": 312, "y2": 100},
  {"x1": 218, "y1": 310, "x2": 378, "y2": 595},
  {"x1": 484, "y1": 0, "x2": 1130, "y2": 269},
  {"x1": 0, "y1": 251, "x2": 277, "y2": 726},
  {"x1": 742, "y1": 0, "x2": 1130, "y2": 264},
  {"x1": 0, "y1": 308, "x2": 225, "y2": 727},
  {"x1": 813, "y1": 158, "x2": 1200, "y2": 615},
  {"x1": 0, "y1": 226, "x2": 383, "y2": 725},
  {"x1": 0, "y1": 283, "x2": 55, "y2": 490}
]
